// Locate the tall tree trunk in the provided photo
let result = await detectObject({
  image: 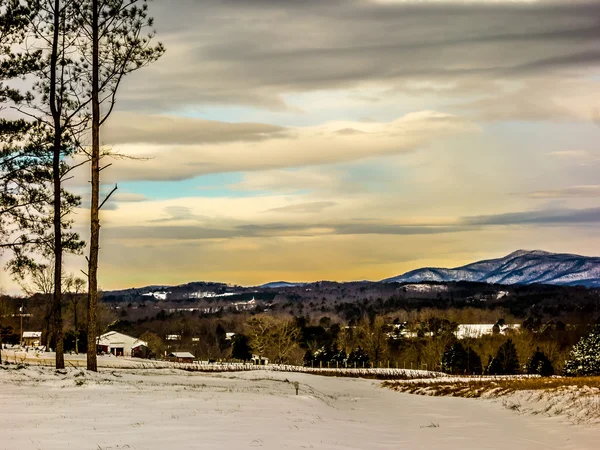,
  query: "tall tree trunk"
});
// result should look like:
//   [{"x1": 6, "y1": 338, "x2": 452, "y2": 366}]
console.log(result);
[
  {"x1": 52, "y1": 122, "x2": 64, "y2": 368},
  {"x1": 73, "y1": 299, "x2": 78, "y2": 354},
  {"x1": 87, "y1": 0, "x2": 100, "y2": 372},
  {"x1": 50, "y1": 0, "x2": 64, "y2": 370}
]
